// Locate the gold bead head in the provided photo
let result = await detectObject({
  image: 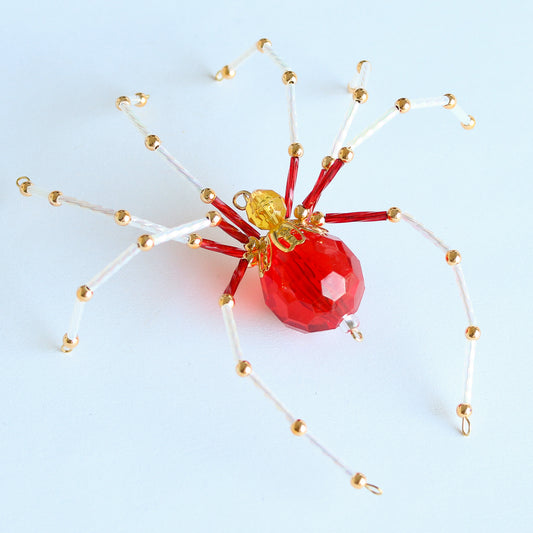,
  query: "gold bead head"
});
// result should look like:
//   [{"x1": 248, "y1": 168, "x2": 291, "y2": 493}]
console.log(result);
[
  {"x1": 350, "y1": 473, "x2": 367, "y2": 489},
  {"x1": 387, "y1": 207, "x2": 402, "y2": 223},
  {"x1": 114, "y1": 209, "x2": 132, "y2": 226},
  {"x1": 282, "y1": 70, "x2": 297, "y2": 85},
  {"x1": 135, "y1": 92, "x2": 149, "y2": 107},
  {"x1": 288, "y1": 142, "x2": 304, "y2": 158},
  {"x1": 456, "y1": 403, "x2": 473, "y2": 418},
  {"x1": 61, "y1": 333, "x2": 79, "y2": 353},
  {"x1": 219, "y1": 293, "x2": 234, "y2": 308},
  {"x1": 465, "y1": 325, "x2": 481, "y2": 341},
  {"x1": 322, "y1": 156, "x2": 335, "y2": 170},
  {"x1": 352, "y1": 87, "x2": 368, "y2": 104},
  {"x1": 137, "y1": 234, "x2": 155, "y2": 251},
  {"x1": 48, "y1": 191, "x2": 62, "y2": 206},
  {"x1": 115, "y1": 95, "x2": 130, "y2": 110},
  {"x1": 290, "y1": 419, "x2": 307, "y2": 436},
  {"x1": 207, "y1": 211, "x2": 222, "y2": 226},
  {"x1": 310, "y1": 212, "x2": 325, "y2": 227},
  {"x1": 221, "y1": 65, "x2": 236, "y2": 79},
  {"x1": 16, "y1": 176, "x2": 32, "y2": 196},
  {"x1": 395, "y1": 97, "x2": 411, "y2": 113},
  {"x1": 256, "y1": 38, "x2": 272, "y2": 52},
  {"x1": 200, "y1": 188, "x2": 216, "y2": 204},
  {"x1": 235, "y1": 360, "x2": 252, "y2": 377},
  {"x1": 245, "y1": 190, "x2": 287, "y2": 230},
  {"x1": 145, "y1": 134, "x2": 161, "y2": 151},
  {"x1": 187, "y1": 233, "x2": 202, "y2": 248},
  {"x1": 443, "y1": 93, "x2": 456, "y2": 109},
  {"x1": 338, "y1": 147, "x2": 354, "y2": 163},
  {"x1": 446, "y1": 250, "x2": 462, "y2": 265},
  {"x1": 76, "y1": 285, "x2": 93, "y2": 302},
  {"x1": 294, "y1": 204, "x2": 309, "y2": 221},
  {"x1": 462, "y1": 116, "x2": 476, "y2": 130}
]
